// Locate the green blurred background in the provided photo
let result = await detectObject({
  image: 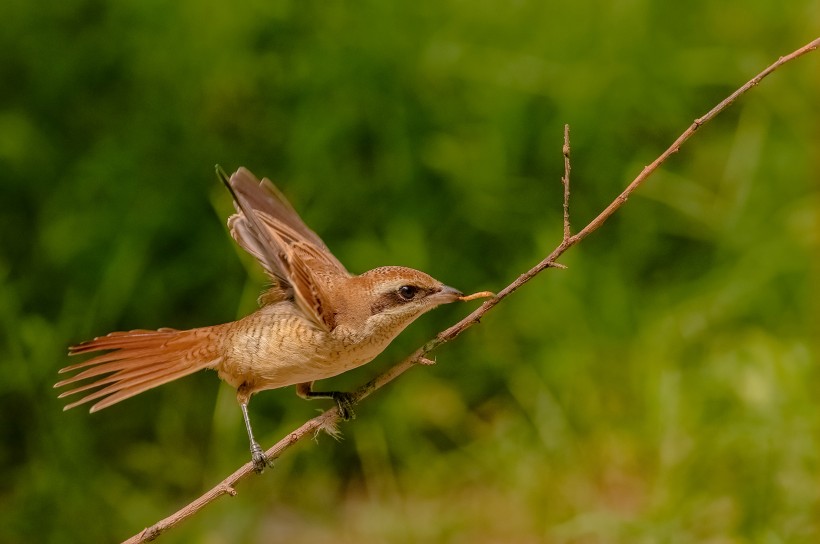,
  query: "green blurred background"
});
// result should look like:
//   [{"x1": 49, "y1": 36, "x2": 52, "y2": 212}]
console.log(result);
[{"x1": 2, "y1": 1, "x2": 818, "y2": 542}]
